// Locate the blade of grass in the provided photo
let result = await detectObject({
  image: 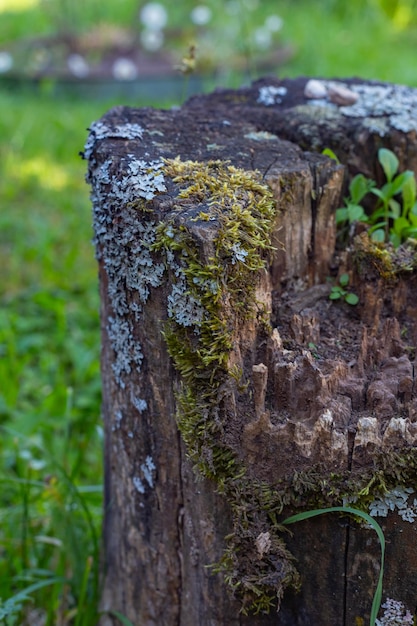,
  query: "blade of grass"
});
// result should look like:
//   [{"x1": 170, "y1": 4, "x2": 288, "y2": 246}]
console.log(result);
[
  {"x1": 0, "y1": 577, "x2": 67, "y2": 620},
  {"x1": 3, "y1": 426, "x2": 102, "y2": 613},
  {"x1": 104, "y1": 610, "x2": 136, "y2": 626},
  {"x1": 282, "y1": 506, "x2": 385, "y2": 626},
  {"x1": 74, "y1": 556, "x2": 93, "y2": 626}
]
